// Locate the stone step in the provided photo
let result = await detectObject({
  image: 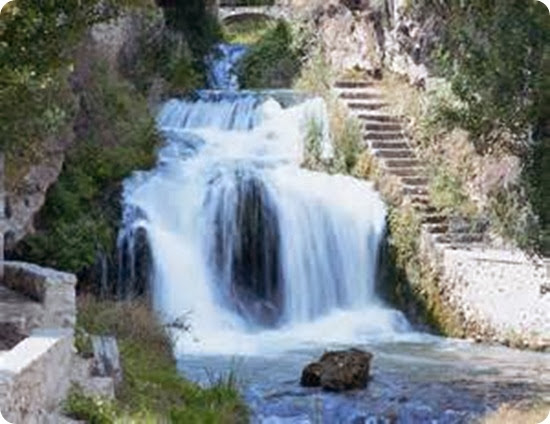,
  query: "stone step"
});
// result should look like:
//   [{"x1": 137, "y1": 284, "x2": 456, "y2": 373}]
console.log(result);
[
  {"x1": 437, "y1": 242, "x2": 488, "y2": 251},
  {"x1": 347, "y1": 101, "x2": 387, "y2": 111},
  {"x1": 424, "y1": 223, "x2": 449, "y2": 234},
  {"x1": 410, "y1": 195, "x2": 431, "y2": 205},
  {"x1": 375, "y1": 149, "x2": 415, "y2": 159},
  {"x1": 371, "y1": 140, "x2": 409, "y2": 149},
  {"x1": 384, "y1": 158, "x2": 421, "y2": 168},
  {"x1": 364, "y1": 131, "x2": 405, "y2": 140},
  {"x1": 357, "y1": 113, "x2": 402, "y2": 123},
  {"x1": 433, "y1": 233, "x2": 485, "y2": 244},
  {"x1": 339, "y1": 91, "x2": 382, "y2": 100},
  {"x1": 403, "y1": 186, "x2": 429, "y2": 196},
  {"x1": 365, "y1": 122, "x2": 403, "y2": 132},
  {"x1": 0, "y1": 285, "x2": 42, "y2": 338},
  {"x1": 416, "y1": 205, "x2": 439, "y2": 214},
  {"x1": 402, "y1": 176, "x2": 429, "y2": 186},
  {"x1": 422, "y1": 214, "x2": 448, "y2": 224},
  {"x1": 384, "y1": 167, "x2": 424, "y2": 177},
  {"x1": 335, "y1": 80, "x2": 374, "y2": 89}
]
